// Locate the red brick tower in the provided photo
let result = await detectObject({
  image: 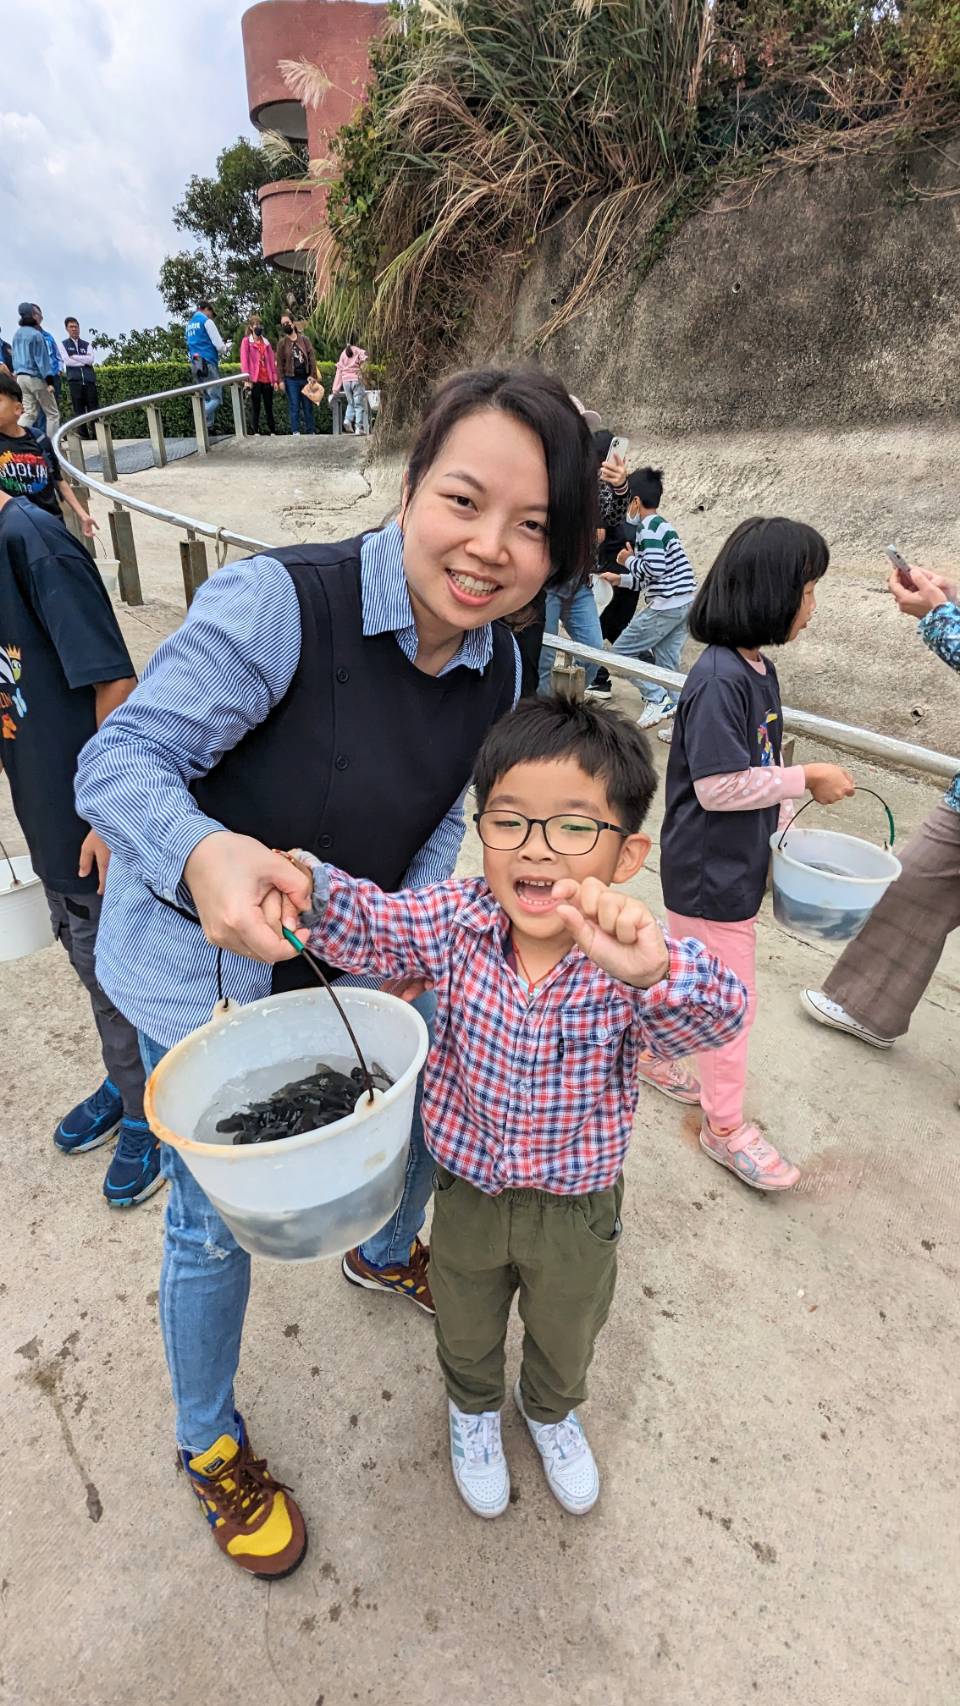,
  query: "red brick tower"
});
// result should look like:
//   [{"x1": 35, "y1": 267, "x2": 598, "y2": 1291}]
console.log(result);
[{"x1": 241, "y1": 0, "x2": 387, "y2": 272}]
